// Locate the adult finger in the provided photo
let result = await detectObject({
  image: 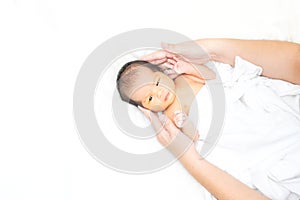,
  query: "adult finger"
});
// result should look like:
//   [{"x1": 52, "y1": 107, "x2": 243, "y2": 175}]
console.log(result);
[
  {"x1": 157, "y1": 129, "x2": 171, "y2": 147},
  {"x1": 138, "y1": 106, "x2": 151, "y2": 118},
  {"x1": 147, "y1": 58, "x2": 167, "y2": 65},
  {"x1": 141, "y1": 50, "x2": 177, "y2": 61},
  {"x1": 160, "y1": 62, "x2": 174, "y2": 69},
  {"x1": 161, "y1": 115, "x2": 193, "y2": 157},
  {"x1": 167, "y1": 58, "x2": 177, "y2": 65},
  {"x1": 163, "y1": 116, "x2": 181, "y2": 136},
  {"x1": 138, "y1": 106, "x2": 164, "y2": 134}
]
